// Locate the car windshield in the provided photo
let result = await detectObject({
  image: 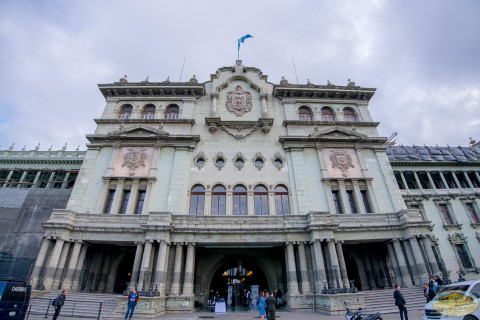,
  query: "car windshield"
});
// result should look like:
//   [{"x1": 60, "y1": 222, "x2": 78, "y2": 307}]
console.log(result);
[{"x1": 438, "y1": 285, "x2": 470, "y2": 294}]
